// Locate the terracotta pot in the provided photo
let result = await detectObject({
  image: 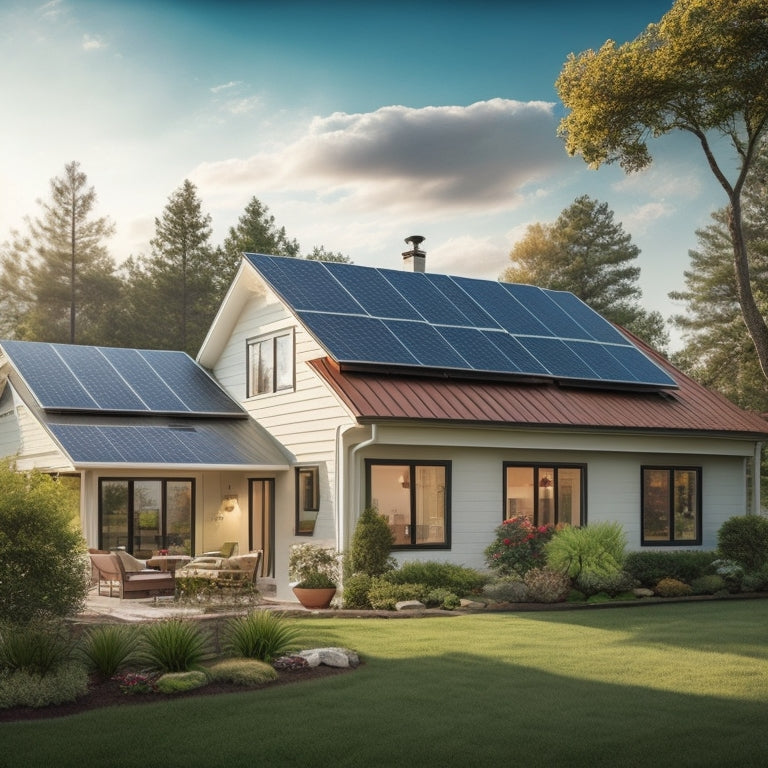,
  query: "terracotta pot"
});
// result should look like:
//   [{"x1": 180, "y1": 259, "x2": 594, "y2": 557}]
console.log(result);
[{"x1": 292, "y1": 586, "x2": 336, "y2": 609}]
